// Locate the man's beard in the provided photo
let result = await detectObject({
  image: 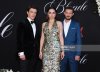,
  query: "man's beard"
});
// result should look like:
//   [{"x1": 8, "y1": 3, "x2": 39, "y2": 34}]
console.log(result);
[{"x1": 66, "y1": 17, "x2": 71, "y2": 20}]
